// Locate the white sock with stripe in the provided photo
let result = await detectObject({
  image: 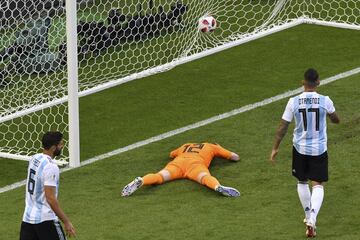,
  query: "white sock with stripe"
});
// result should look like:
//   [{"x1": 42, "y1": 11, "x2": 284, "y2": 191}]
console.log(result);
[
  {"x1": 297, "y1": 182, "x2": 311, "y2": 220},
  {"x1": 310, "y1": 185, "x2": 324, "y2": 225}
]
